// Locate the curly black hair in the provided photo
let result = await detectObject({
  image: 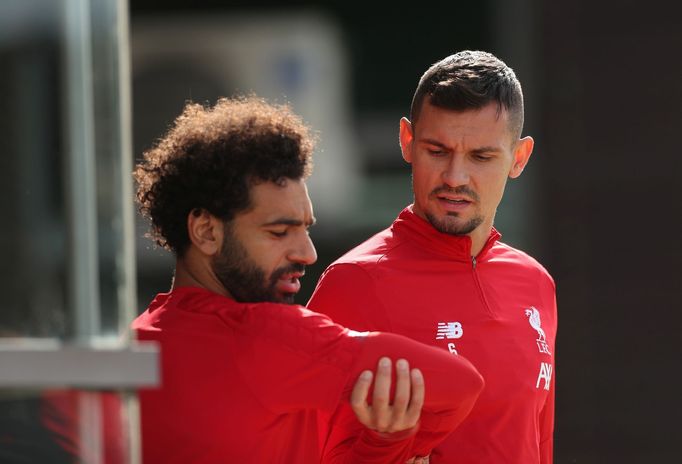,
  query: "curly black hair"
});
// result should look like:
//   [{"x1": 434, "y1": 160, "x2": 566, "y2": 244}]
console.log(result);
[{"x1": 134, "y1": 96, "x2": 314, "y2": 256}]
